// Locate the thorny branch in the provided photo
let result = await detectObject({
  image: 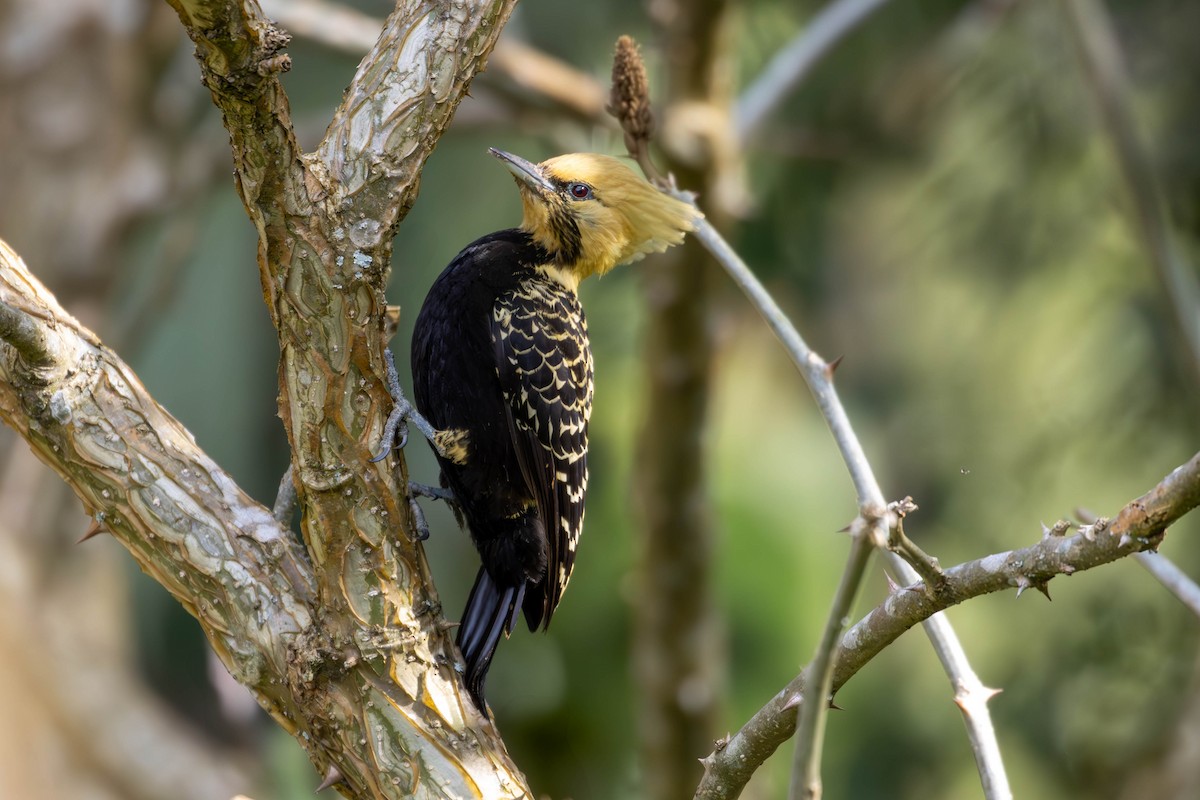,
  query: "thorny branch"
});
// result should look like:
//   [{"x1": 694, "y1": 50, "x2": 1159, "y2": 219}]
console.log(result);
[
  {"x1": 885, "y1": 497, "x2": 947, "y2": 593},
  {"x1": 4, "y1": 0, "x2": 1192, "y2": 796},
  {"x1": 682, "y1": 218, "x2": 988, "y2": 798},
  {"x1": 688, "y1": 195, "x2": 1014, "y2": 800},
  {"x1": 609, "y1": 29, "x2": 1007, "y2": 799},
  {"x1": 695, "y1": 451, "x2": 1200, "y2": 800}
]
